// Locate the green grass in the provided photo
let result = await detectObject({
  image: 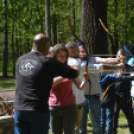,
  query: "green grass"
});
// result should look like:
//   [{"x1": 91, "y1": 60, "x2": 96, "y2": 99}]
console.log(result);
[
  {"x1": 0, "y1": 75, "x2": 131, "y2": 134},
  {"x1": 0, "y1": 76, "x2": 15, "y2": 90},
  {"x1": 86, "y1": 110, "x2": 129, "y2": 134}
]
